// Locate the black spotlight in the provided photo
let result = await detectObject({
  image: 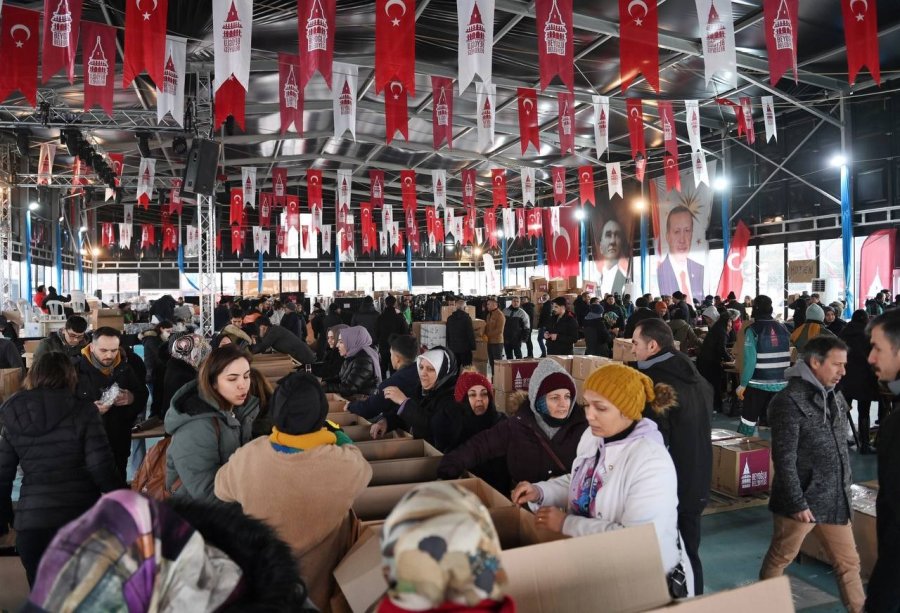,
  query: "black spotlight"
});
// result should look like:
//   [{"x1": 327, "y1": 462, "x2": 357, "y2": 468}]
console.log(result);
[
  {"x1": 136, "y1": 132, "x2": 152, "y2": 158},
  {"x1": 61, "y1": 129, "x2": 81, "y2": 157},
  {"x1": 172, "y1": 135, "x2": 188, "y2": 155},
  {"x1": 15, "y1": 130, "x2": 30, "y2": 157}
]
